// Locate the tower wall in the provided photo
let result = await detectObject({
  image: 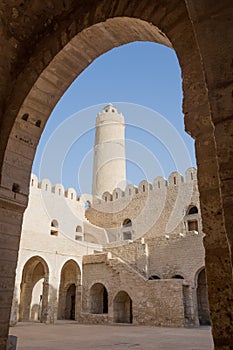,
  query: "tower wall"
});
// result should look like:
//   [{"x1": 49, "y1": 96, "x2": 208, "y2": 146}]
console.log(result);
[{"x1": 92, "y1": 104, "x2": 126, "y2": 196}]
